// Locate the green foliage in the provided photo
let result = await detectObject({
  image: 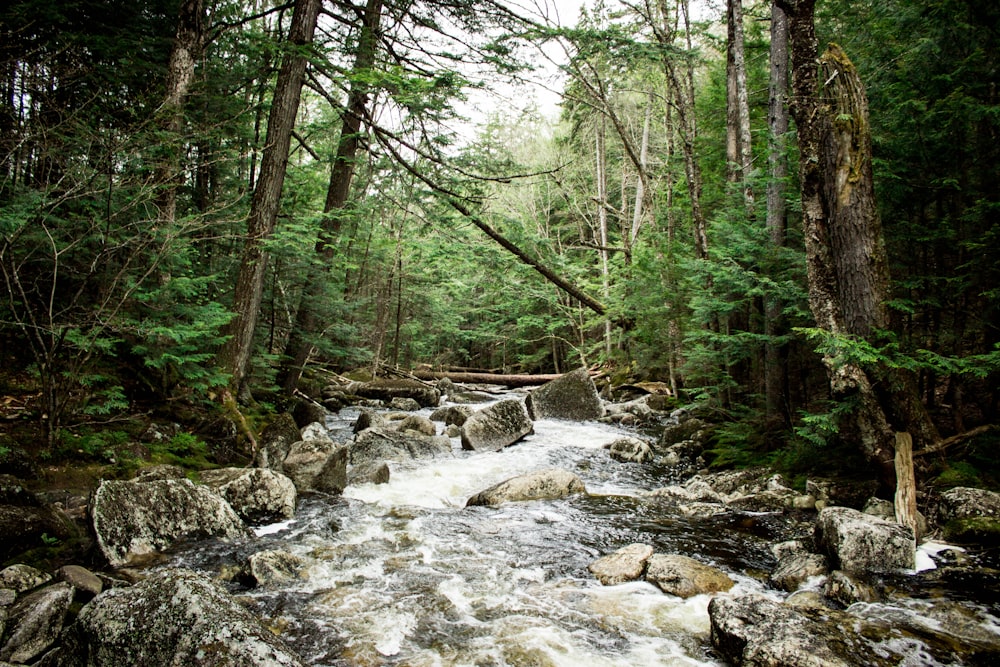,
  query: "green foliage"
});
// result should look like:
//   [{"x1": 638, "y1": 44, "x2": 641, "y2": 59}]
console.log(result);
[{"x1": 150, "y1": 432, "x2": 212, "y2": 470}]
